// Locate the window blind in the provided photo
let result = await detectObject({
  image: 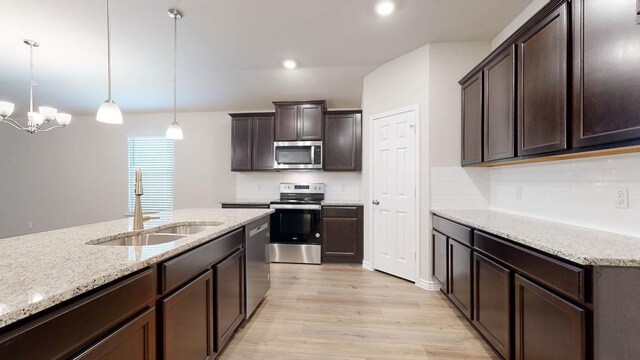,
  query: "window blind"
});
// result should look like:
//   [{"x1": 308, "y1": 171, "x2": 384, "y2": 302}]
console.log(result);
[{"x1": 128, "y1": 137, "x2": 175, "y2": 213}]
